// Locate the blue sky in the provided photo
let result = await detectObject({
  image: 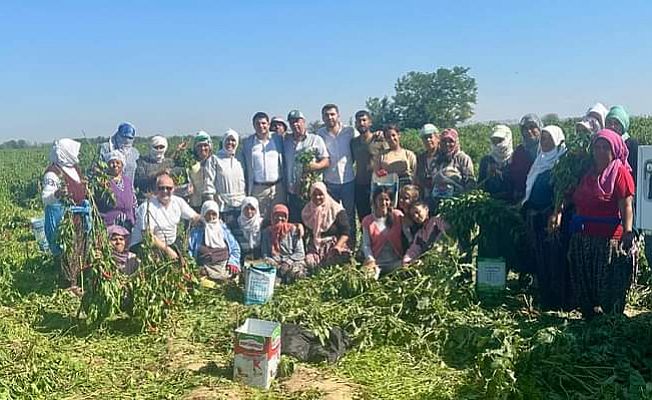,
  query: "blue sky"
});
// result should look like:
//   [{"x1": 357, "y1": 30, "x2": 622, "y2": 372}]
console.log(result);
[{"x1": 1, "y1": 0, "x2": 651, "y2": 142}]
